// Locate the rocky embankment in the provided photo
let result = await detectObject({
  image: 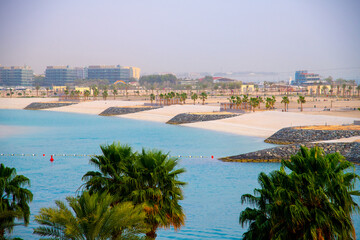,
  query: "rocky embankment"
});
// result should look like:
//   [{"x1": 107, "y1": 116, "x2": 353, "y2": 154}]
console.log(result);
[
  {"x1": 265, "y1": 127, "x2": 360, "y2": 144},
  {"x1": 220, "y1": 142, "x2": 360, "y2": 164},
  {"x1": 166, "y1": 113, "x2": 239, "y2": 124},
  {"x1": 99, "y1": 106, "x2": 162, "y2": 116},
  {"x1": 24, "y1": 102, "x2": 77, "y2": 110}
]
